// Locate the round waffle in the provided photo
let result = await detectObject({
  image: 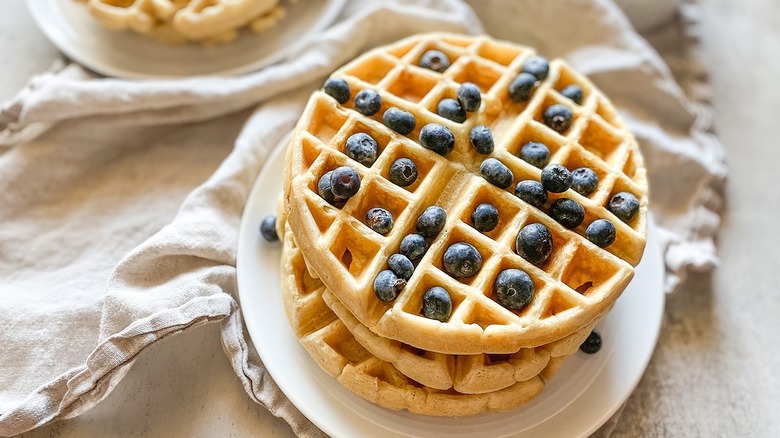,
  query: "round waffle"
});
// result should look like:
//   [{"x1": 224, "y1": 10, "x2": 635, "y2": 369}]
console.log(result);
[{"x1": 284, "y1": 33, "x2": 648, "y2": 355}]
